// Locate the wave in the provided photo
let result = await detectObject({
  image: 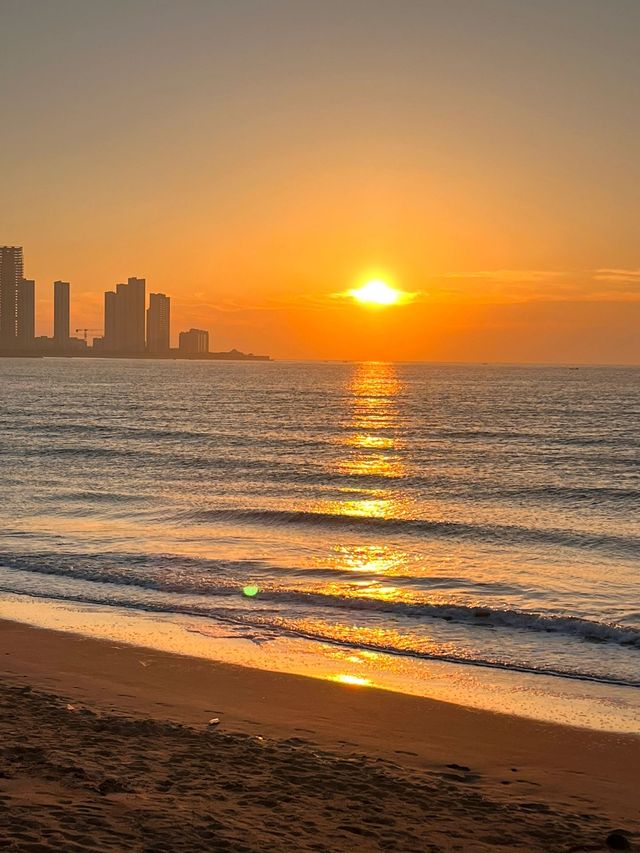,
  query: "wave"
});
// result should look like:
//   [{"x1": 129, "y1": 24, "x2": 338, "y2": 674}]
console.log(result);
[
  {"x1": 7, "y1": 433, "x2": 638, "y2": 515},
  {"x1": 183, "y1": 508, "x2": 640, "y2": 556},
  {"x1": 0, "y1": 549, "x2": 524, "y2": 593},
  {"x1": 33, "y1": 490, "x2": 146, "y2": 505},
  {"x1": 8, "y1": 414, "x2": 640, "y2": 449},
  {"x1": 18, "y1": 466, "x2": 640, "y2": 527},
  {"x1": 0, "y1": 553, "x2": 638, "y2": 651},
  {"x1": 0, "y1": 579, "x2": 637, "y2": 689},
  {"x1": 499, "y1": 484, "x2": 640, "y2": 505}
]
